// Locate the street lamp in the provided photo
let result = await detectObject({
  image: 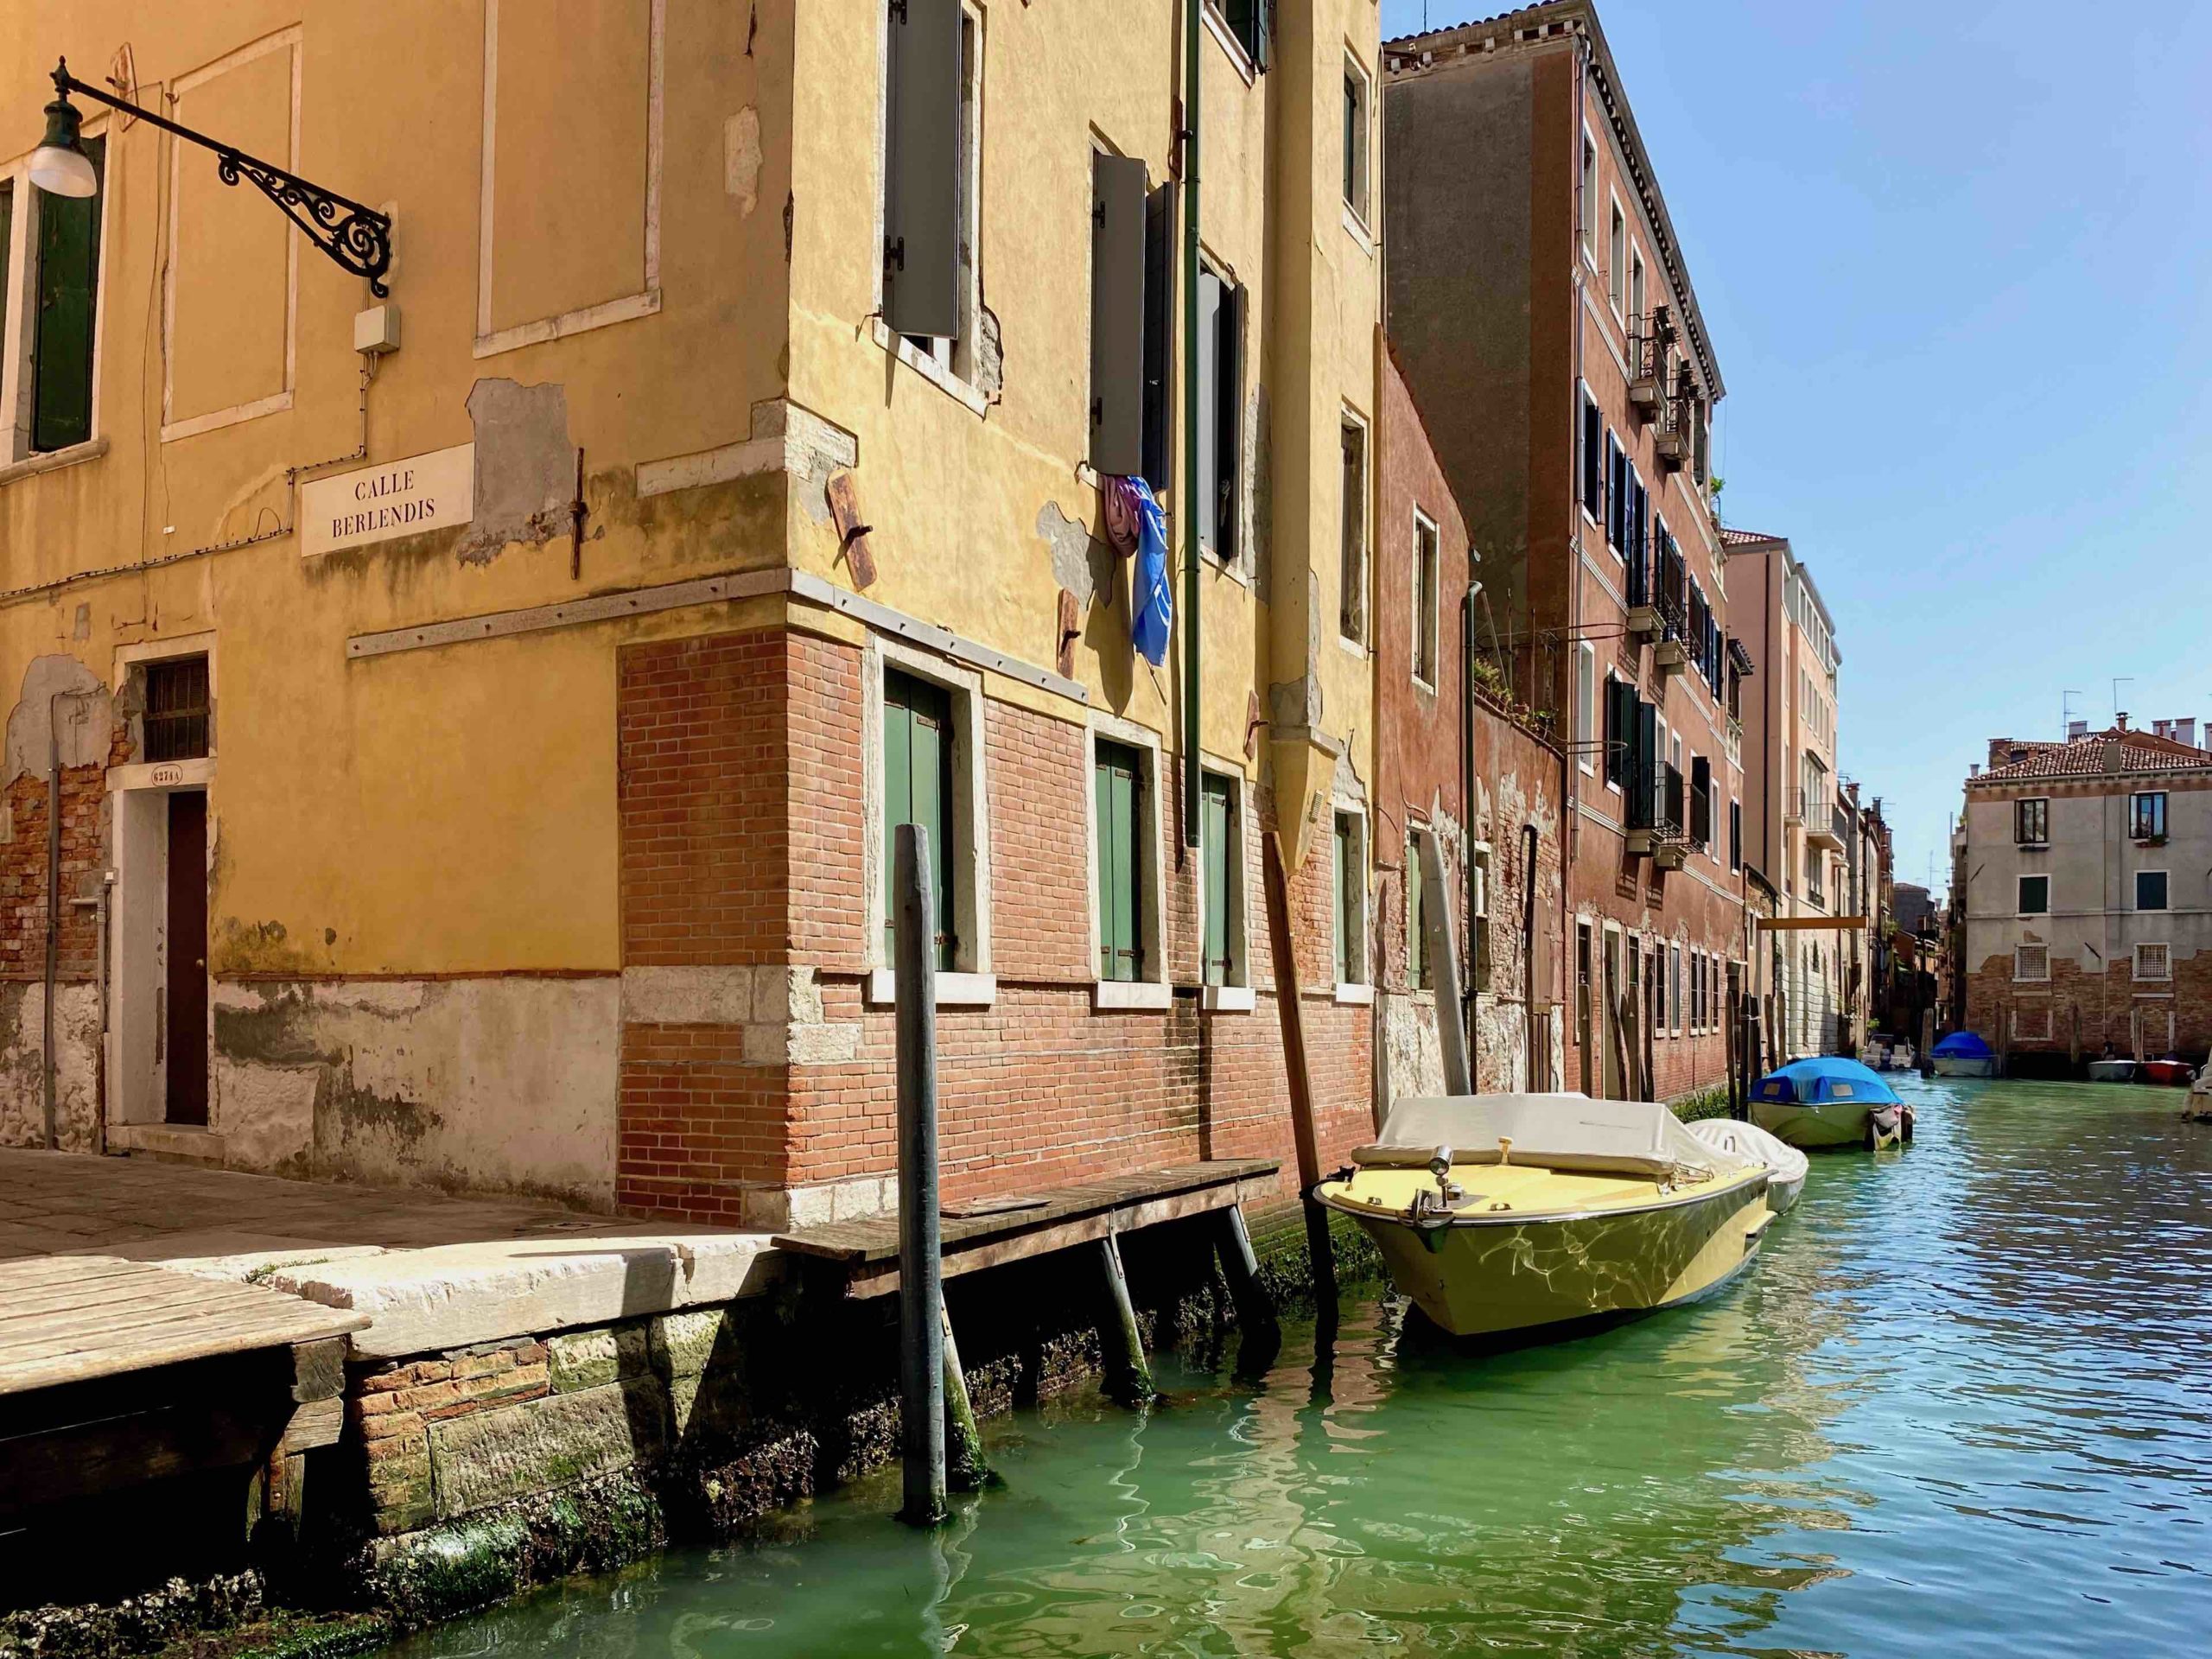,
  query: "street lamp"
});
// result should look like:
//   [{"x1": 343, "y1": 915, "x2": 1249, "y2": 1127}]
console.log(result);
[{"x1": 29, "y1": 58, "x2": 393, "y2": 296}]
